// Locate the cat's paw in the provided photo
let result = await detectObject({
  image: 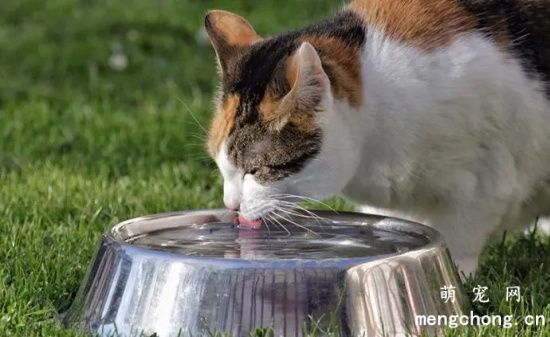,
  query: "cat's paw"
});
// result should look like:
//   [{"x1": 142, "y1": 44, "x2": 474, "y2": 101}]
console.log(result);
[{"x1": 455, "y1": 256, "x2": 479, "y2": 279}]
